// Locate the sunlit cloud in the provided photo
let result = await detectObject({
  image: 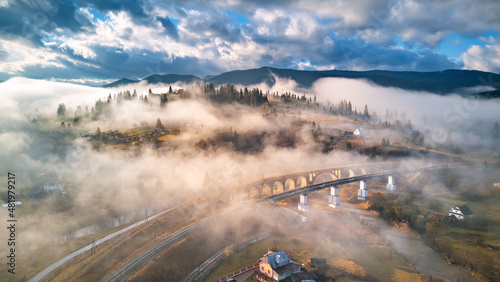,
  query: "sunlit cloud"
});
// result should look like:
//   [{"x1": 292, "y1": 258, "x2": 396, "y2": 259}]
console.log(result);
[{"x1": 0, "y1": 0, "x2": 499, "y2": 83}]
